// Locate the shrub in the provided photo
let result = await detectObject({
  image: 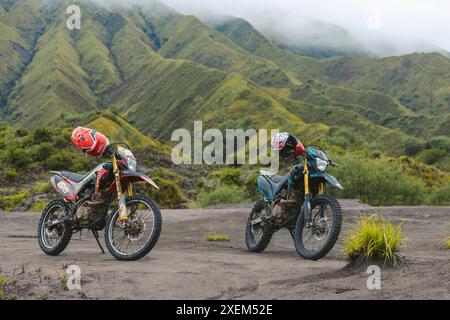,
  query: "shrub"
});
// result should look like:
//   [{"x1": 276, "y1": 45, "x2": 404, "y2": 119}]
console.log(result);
[
  {"x1": 214, "y1": 168, "x2": 242, "y2": 186},
  {"x1": 344, "y1": 214, "x2": 405, "y2": 266},
  {"x1": 44, "y1": 152, "x2": 73, "y2": 170},
  {"x1": 32, "y1": 128, "x2": 53, "y2": 144},
  {"x1": 427, "y1": 136, "x2": 450, "y2": 152},
  {"x1": 0, "y1": 191, "x2": 30, "y2": 211},
  {"x1": 29, "y1": 142, "x2": 53, "y2": 162},
  {"x1": 205, "y1": 234, "x2": 230, "y2": 241},
  {"x1": 327, "y1": 127, "x2": 365, "y2": 149},
  {"x1": 34, "y1": 181, "x2": 52, "y2": 193},
  {"x1": 146, "y1": 177, "x2": 187, "y2": 209},
  {"x1": 244, "y1": 174, "x2": 260, "y2": 200},
  {"x1": 429, "y1": 183, "x2": 450, "y2": 205},
  {"x1": 2, "y1": 147, "x2": 32, "y2": 168},
  {"x1": 403, "y1": 137, "x2": 423, "y2": 156},
  {"x1": 419, "y1": 148, "x2": 446, "y2": 165},
  {"x1": 197, "y1": 185, "x2": 247, "y2": 207},
  {"x1": 30, "y1": 201, "x2": 48, "y2": 212},
  {"x1": 4, "y1": 169, "x2": 18, "y2": 182},
  {"x1": 331, "y1": 155, "x2": 426, "y2": 205},
  {"x1": 15, "y1": 128, "x2": 29, "y2": 137}
]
